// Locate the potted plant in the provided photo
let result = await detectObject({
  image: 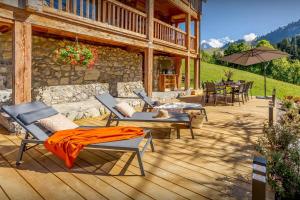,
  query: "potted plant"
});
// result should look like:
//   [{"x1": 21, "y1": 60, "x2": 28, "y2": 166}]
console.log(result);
[
  {"x1": 224, "y1": 69, "x2": 234, "y2": 81},
  {"x1": 54, "y1": 41, "x2": 98, "y2": 69}
]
